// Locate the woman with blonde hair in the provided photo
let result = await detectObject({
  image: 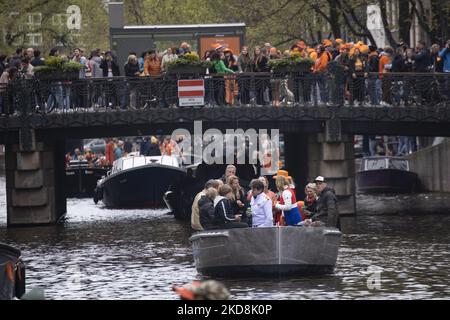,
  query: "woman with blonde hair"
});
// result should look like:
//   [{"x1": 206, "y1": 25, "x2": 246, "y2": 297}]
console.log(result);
[
  {"x1": 274, "y1": 175, "x2": 302, "y2": 226},
  {"x1": 226, "y1": 175, "x2": 248, "y2": 223},
  {"x1": 303, "y1": 183, "x2": 318, "y2": 219}
]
